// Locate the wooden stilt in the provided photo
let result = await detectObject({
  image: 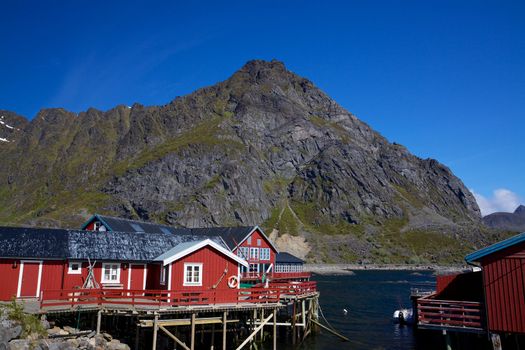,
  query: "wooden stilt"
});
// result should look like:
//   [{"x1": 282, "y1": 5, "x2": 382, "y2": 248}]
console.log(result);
[
  {"x1": 222, "y1": 311, "x2": 227, "y2": 350},
  {"x1": 159, "y1": 325, "x2": 190, "y2": 350},
  {"x1": 273, "y1": 309, "x2": 277, "y2": 350},
  {"x1": 96, "y1": 310, "x2": 102, "y2": 335},
  {"x1": 444, "y1": 330, "x2": 452, "y2": 350},
  {"x1": 259, "y1": 309, "x2": 265, "y2": 342},
  {"x1": 211, "y1": 322, "x2": 215, "y2": 350},
  {"x1": 190, "y1": 313, "x2": 196, "y2": 350},
  {"x1": 152, "y1": 314, "x2": 159, "y2": 350},
  {"x1": 135, "y1": 323, "x2": 140, "y2": 350},
  {"x1": 235, "y1": 314, "x2": 274, "y2": 350},
  {"x1": 292, "y1": 301, "x2": 296, "y2": 345}
]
